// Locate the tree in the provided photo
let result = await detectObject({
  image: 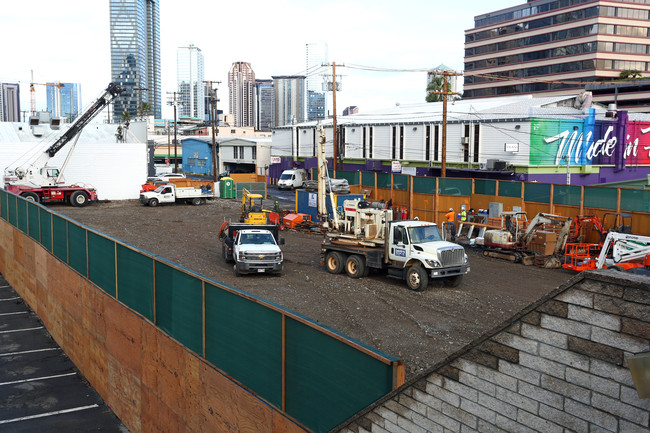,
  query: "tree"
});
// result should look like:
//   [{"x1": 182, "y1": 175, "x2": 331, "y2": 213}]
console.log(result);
[
  {"x1": 426, "y1": 76, "x2": 444, "y2": 103},
  {"x1": 121, "y1": 110, "x2": 130, "y2": 123},
  {"x1": 618, "y1": 70, "x2": 642, "y2": 80},
  {"x1": 138, "y1": 102, "x2": 151, "y2": 118}
]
